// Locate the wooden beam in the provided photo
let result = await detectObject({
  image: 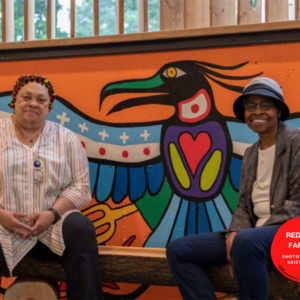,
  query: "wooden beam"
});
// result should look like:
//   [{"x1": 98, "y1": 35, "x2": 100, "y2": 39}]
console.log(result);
[
  {"x1": 138, "y1": 0, "x2": 148, "y2": 33},
  {"x1": 116, "y1": 0, "x2": 124, "y2": 34},
  {"x1": 47, "y1": 0, "x2": 56, "y2": 40},
  {"x1": 238, "y1": 0, "x2": 262, "y2": 25},
  {"x1": 160, "y1": 0, "x2": 184, "y2": 31},
  {"x1": 24, "y1": 0, "x2": 35, "y2": 41},
  {"x1": 1, "y1": 0, "x2": 6, "y2": 42},
  {"x1": 4, "y1": 0, "x2": 14, "y2": 42},
  {"x1": 70, "y1": 0, "x2": 76, "y2": 38},
  {"x1": 185, "y1": 0, "x2": 210, "y2": 29},
  {"x1": 93, "y1": 0, "x2": 99, "y2": 36},
  {"x1": 266, "y1": 0, "x2": 289, "y2": 23},
  {"x1": 211, "y1": 0, "x2": 236, "y2": 27},
  {"x1": 296, "y1": 0, "x2": 300, "y2": 20},
  {"x1": 0, "y1": 245, "x2": 300, "y2": 299},
  {"x1": 1, "y1": 20, "x2": 300, "y2": 51}
]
